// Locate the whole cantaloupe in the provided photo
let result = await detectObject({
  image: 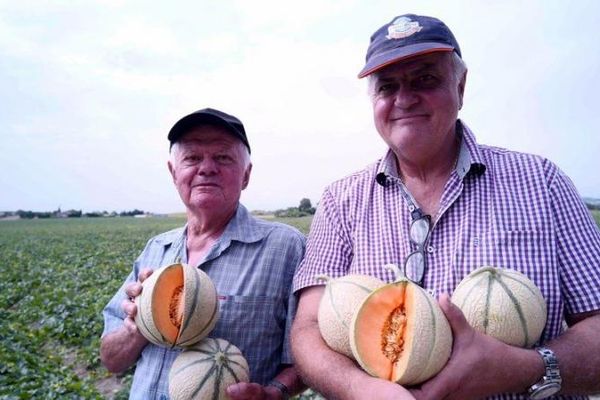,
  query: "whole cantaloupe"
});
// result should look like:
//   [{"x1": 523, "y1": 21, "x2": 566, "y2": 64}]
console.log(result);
[
  {"x1": 350, "y1": 278, "x2": 452, "y2": 385},
  {"x1": 317, "y1": 274, "x2": 385, "y2": 359},
  {"x1": 451, "y1": 266, "x2": 547, "y2": 347},
  {"x1": 135, "y1": 263, "x2": 219, "y2": 348},
  {"x1": 169, "y1": 337, "x2": 249, "y2": 400}
]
